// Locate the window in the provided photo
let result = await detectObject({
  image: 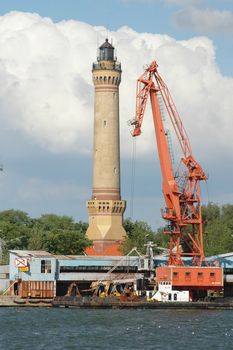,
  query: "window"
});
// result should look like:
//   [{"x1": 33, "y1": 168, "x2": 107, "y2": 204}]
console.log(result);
[
  {"x1": 41, "y1": 260, "x2": 51, "y2": 273},
  {"x1": 185, "y1": 271, "x2": 191, "y2": 281},
  {"x1": 59, "y1": 265, "x2": 137, "y2": 273},
  {"x1": 140, "y1": 259, "x2": 145, "y2": 269},
  {"x1": 210, "y1": 272, "x2": 216, "y2": 281}
]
